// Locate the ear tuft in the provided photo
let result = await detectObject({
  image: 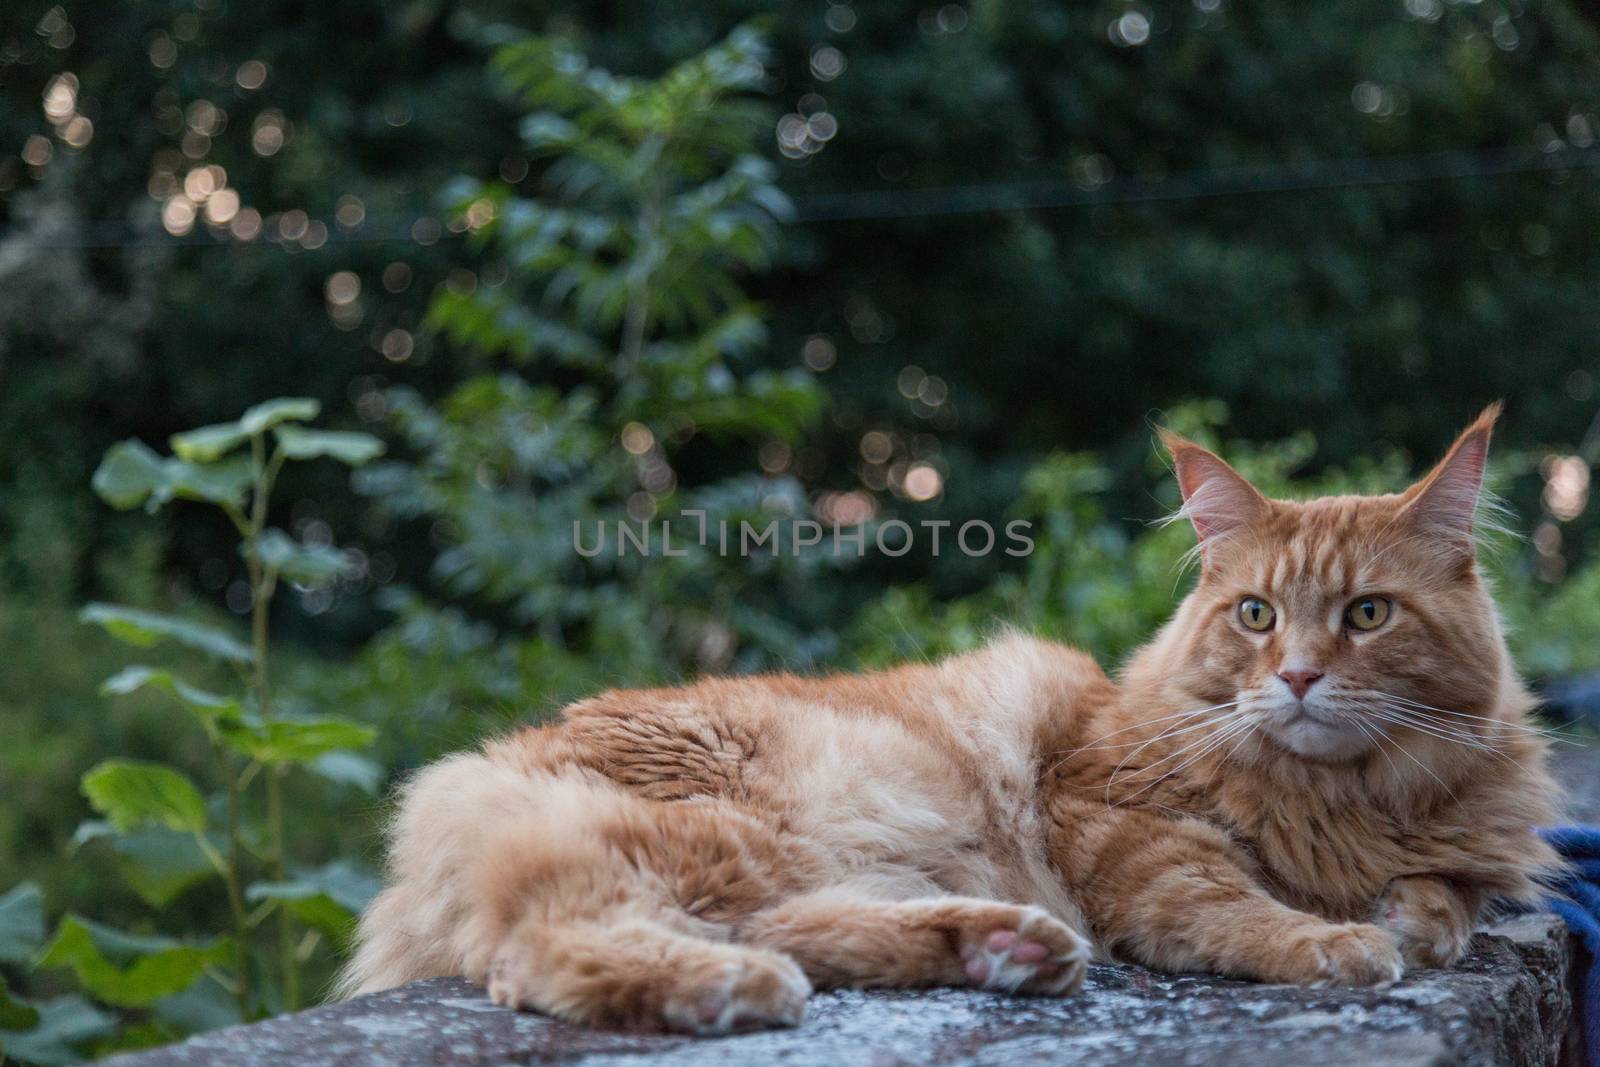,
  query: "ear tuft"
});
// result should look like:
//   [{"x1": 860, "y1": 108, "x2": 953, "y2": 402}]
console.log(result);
[
  {"x1": 1159, "y1": 429, "x2": 1269, "y2": 543},
  {"x1": 1401, "y1": 403, "x2": 1501, "y2": 546}
]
